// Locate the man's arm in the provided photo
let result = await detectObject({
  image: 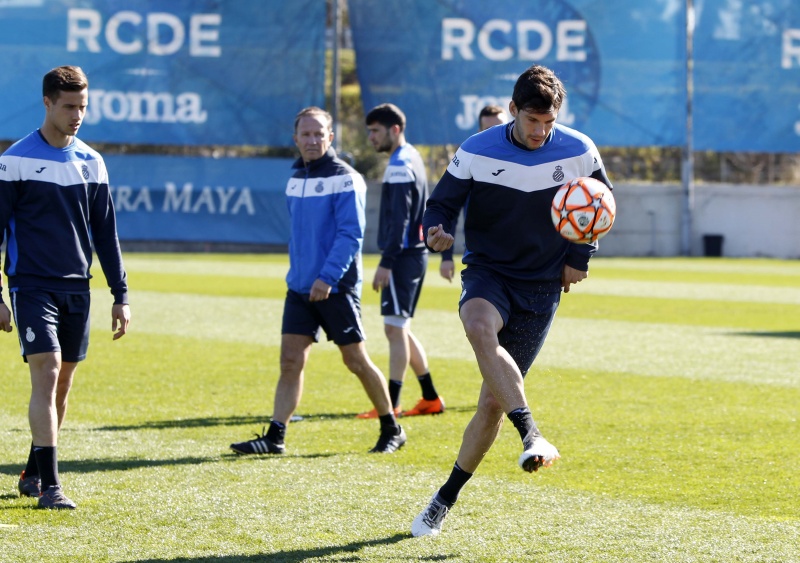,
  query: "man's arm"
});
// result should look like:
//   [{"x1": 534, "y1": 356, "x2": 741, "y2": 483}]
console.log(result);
[
  {"x1": 0, "y1": 273, "x2": 11, "y2": 333},
  {"x1": 317, "y1": 173, "x2": 366, "y2": 291}
]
